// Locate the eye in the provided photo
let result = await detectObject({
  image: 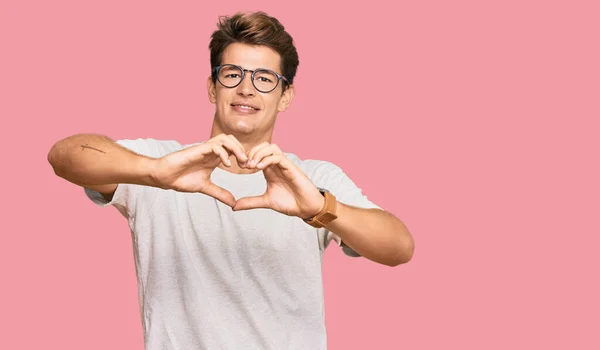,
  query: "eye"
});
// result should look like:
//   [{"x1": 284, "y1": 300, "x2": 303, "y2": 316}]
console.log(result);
[
  {"x1": 224, "y1": 73, "x2": 240, "y2": 79},
  {"x1": 254, "y1": 70, "x2": 277, "y2": 83},
  {"x1": 257, "y1": 76, "x2": 273, "y2": 83}
]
